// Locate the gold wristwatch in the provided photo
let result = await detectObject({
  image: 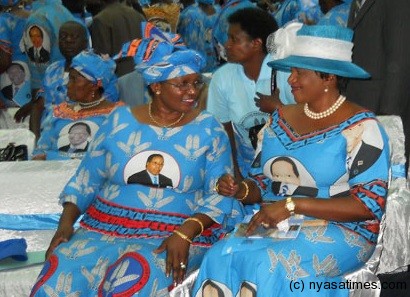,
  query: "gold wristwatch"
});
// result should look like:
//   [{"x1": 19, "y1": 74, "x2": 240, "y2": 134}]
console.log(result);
[{"x1": 285, "y1": 197, "x2": 295, "y2": 216}]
